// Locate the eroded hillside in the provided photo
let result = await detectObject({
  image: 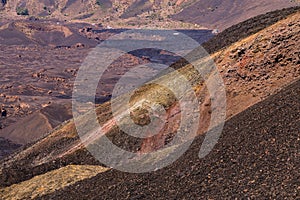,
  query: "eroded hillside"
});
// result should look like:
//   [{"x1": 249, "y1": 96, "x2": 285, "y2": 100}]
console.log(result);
[
  {"x1": 0, "y1": 0, "x2": 201, "y2": 28},
  {"x1": 173, "y1": 0, "x2": 299, "y2": 30},
  {"x1": 1, "y1": 0, "x2": 299, "y2": 29},
  {"x1": 0, "y1": 10, "x2": 299, "y2": 197}
]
